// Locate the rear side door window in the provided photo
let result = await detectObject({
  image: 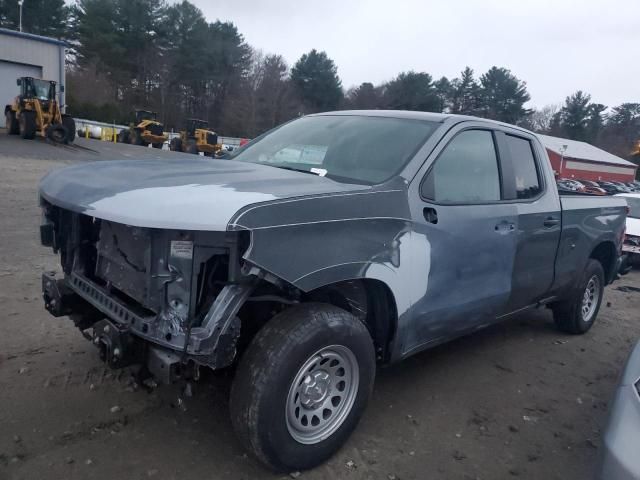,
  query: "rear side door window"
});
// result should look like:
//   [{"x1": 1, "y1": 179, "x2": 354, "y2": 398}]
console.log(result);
[
  {"x1": 504, "y1": 135, "x2": 542, "y2": 199},
  {"x1": 421, "y1": 129, "x2": 501, "y2": 203}
]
